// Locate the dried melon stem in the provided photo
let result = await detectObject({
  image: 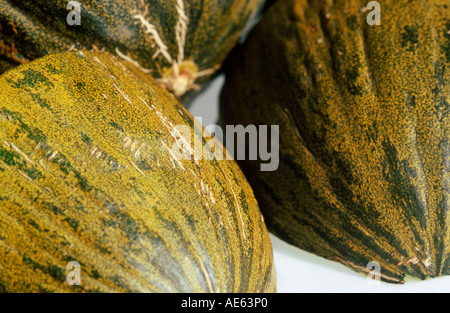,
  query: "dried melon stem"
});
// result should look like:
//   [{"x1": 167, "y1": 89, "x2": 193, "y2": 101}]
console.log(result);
[{"x1": 159, "y1": 60, "x2": 199, "y2": 97}]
